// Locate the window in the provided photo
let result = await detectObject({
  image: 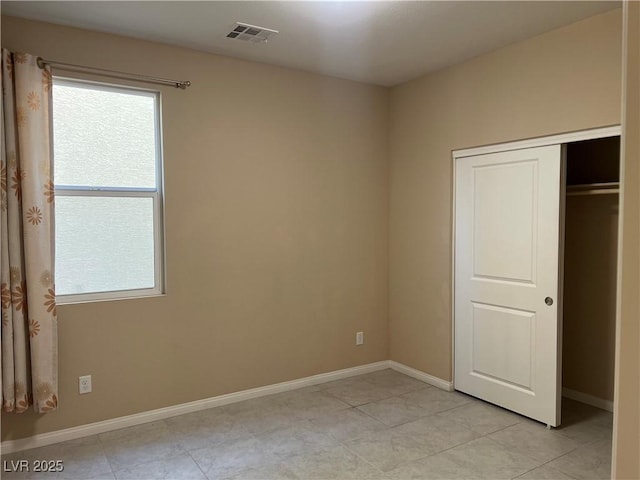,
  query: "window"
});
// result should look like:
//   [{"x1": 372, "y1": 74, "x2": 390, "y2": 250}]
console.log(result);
[{"x1": 52, "y1": 79, "x2": 164, "y2": 302}]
